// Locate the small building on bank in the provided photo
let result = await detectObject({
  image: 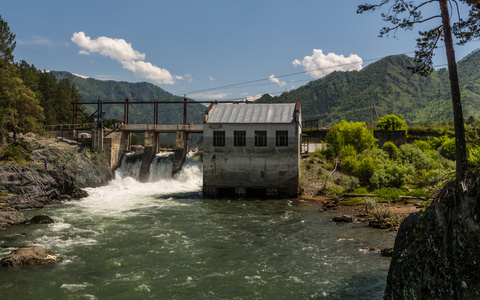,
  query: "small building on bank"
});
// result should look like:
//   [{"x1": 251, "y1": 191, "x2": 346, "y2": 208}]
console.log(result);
[{"x1": 202, "y1": 102, "x2": 301, "y2": 198}]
